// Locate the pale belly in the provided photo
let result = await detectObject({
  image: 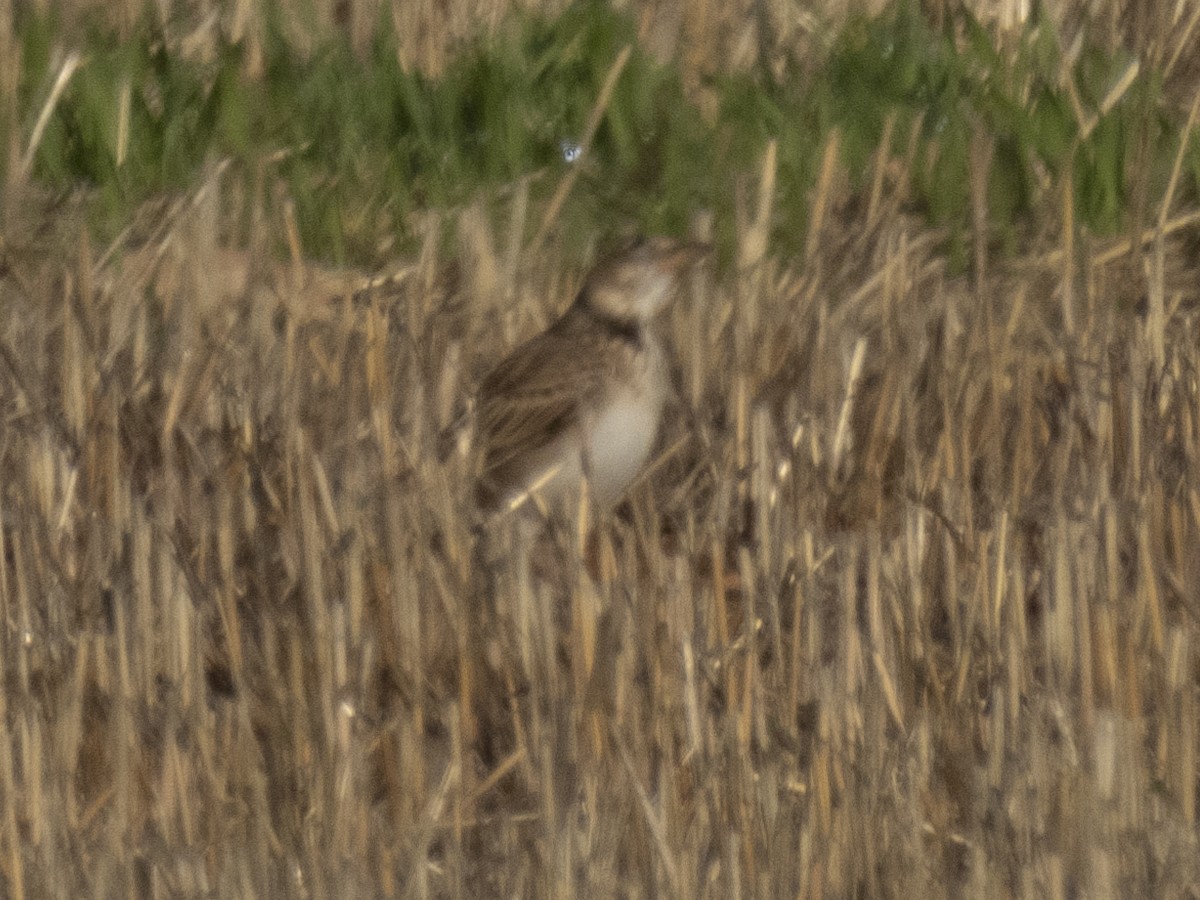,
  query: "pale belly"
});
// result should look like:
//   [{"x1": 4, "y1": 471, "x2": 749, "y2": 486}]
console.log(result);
[
  {"x1": 504, "y1": 346, "x2": 667, "y2": 510},
  {"x1": 583, "y1": 383, "x2": 666, "y2": 505}
]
